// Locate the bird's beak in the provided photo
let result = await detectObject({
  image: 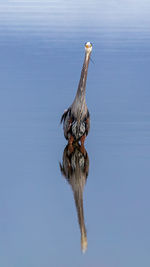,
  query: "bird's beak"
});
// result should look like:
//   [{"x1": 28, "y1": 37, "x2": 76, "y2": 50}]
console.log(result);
[{"x1": 85, "y1": 44, "x2": 92, "y2": 49}]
